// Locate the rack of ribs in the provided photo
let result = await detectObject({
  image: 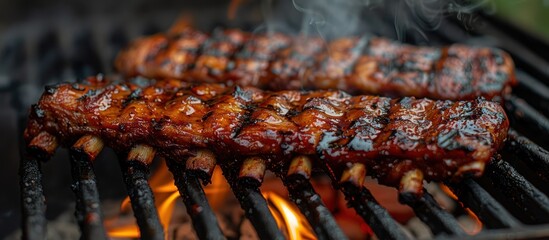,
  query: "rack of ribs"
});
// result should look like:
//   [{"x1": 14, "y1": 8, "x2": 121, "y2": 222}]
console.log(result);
[
  {"x1": 115, "y1": 27, "x2": 516, "y2": 101},
  {"x1": 25, "y1": 77, "x2": 509, "y2": 191}
]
